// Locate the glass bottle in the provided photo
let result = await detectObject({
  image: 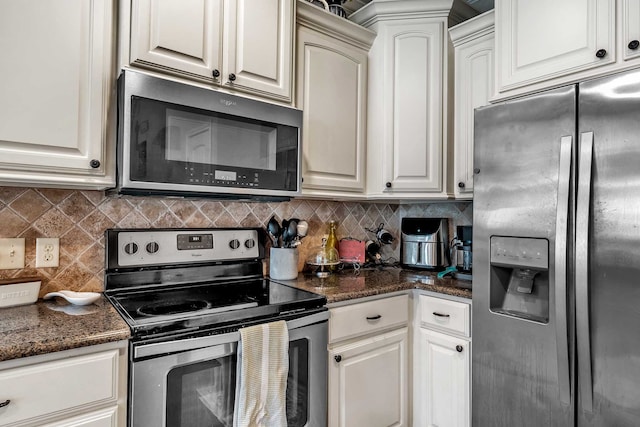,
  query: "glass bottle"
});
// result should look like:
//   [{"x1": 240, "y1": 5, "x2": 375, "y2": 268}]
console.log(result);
[{"x1": 325, "y1": 221, "x2": 339, "y2": 269}]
